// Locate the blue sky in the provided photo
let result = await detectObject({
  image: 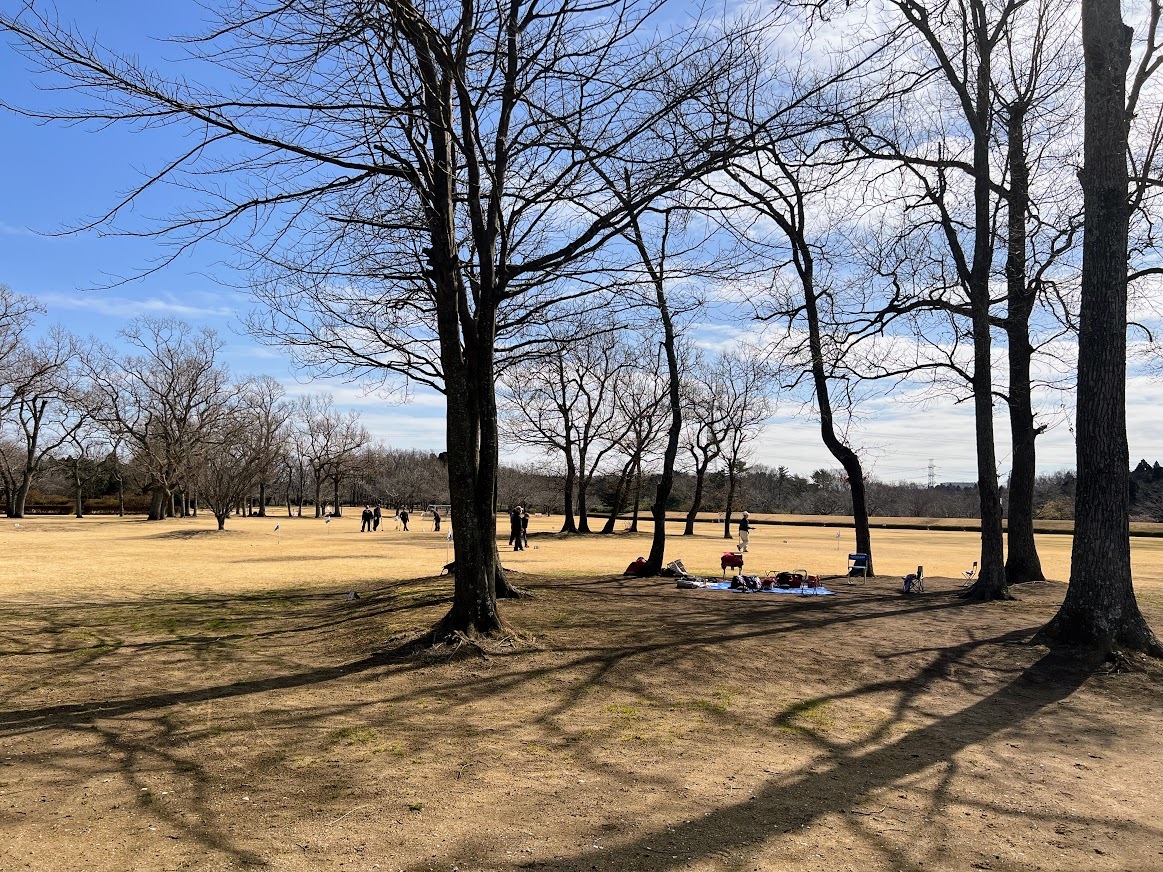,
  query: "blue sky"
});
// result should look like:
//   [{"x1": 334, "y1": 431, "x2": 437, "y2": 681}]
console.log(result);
[{"x1": 1, "y1": 1, "x2": 1160, "y2": 483}]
